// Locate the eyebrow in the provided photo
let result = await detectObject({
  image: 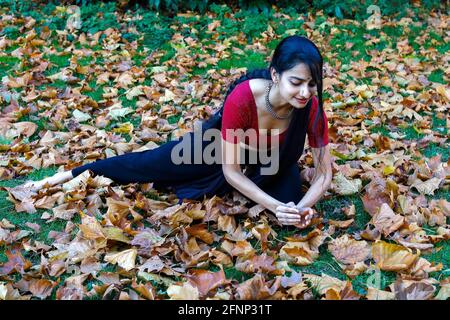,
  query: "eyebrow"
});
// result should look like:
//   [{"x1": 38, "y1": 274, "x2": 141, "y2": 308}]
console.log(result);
[{"x1": 289, "y1": 76, "x2": 313, "y2": 81}]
